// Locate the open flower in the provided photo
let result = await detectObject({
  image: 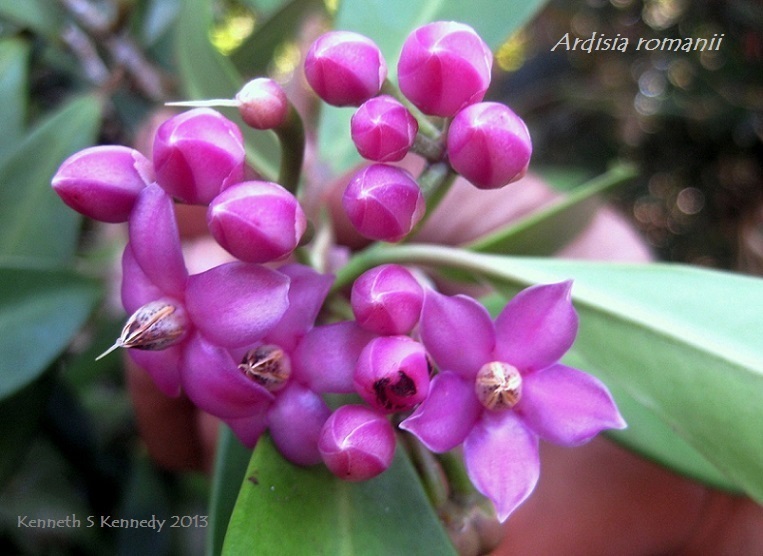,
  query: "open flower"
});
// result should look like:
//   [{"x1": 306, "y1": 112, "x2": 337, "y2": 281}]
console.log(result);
[
  {"x1": 400, "y1": 281, "x2": 625, "y2": 521},
  {"x1": 120, "y1": 183, "x2": 290, "y2": 396},
  {"x1": 181, "y1": 264, "x2": 377, "y2": 465}
]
